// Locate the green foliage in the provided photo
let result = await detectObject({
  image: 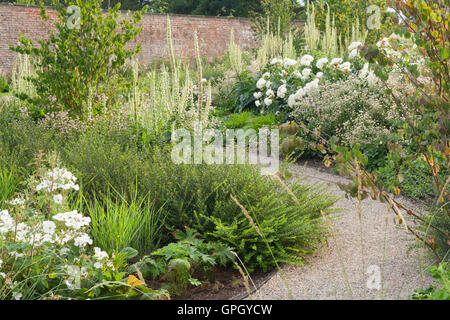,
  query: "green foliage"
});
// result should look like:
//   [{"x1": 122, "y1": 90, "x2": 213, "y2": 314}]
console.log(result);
[
  {"x1": 11, "y1": 0, "x2": 145, "y2": 118},
  {"x1": 376, "y1": 153, "x2": 448, "y2": 200},
  {"x1": 203, "y1": 179, "x2": 337, "y2": 272},
  {"x1": 0, "y1": 166, "x2": 19, "y2": 206},
  {"x1": 409, "y1": 263, "x2": 450, "y2": 300},
  {"x1": 222, "y1": 112, "x2": 279, "y2": 130},
  {"x1": 311, "y1": 0, "x2": 395, "y2": 43},
  {"x1": 0, "y1": 77, "x2": 9, "y2": 93},
  {"x1": 250, "y1": 0, "x2": 301, "y2": 37},
  {"x1": 0, "y1": 159, "x2": 167, "y2": 300},
  {"x1": 82, "y1": 190, "x2": 167, "y2": 255},
  {"x1": 363, "y1": 0, "x2": 449, "y2": 259},
  {"x1": 130, "y1": 227, "x2": 235, "y2": 295}
]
